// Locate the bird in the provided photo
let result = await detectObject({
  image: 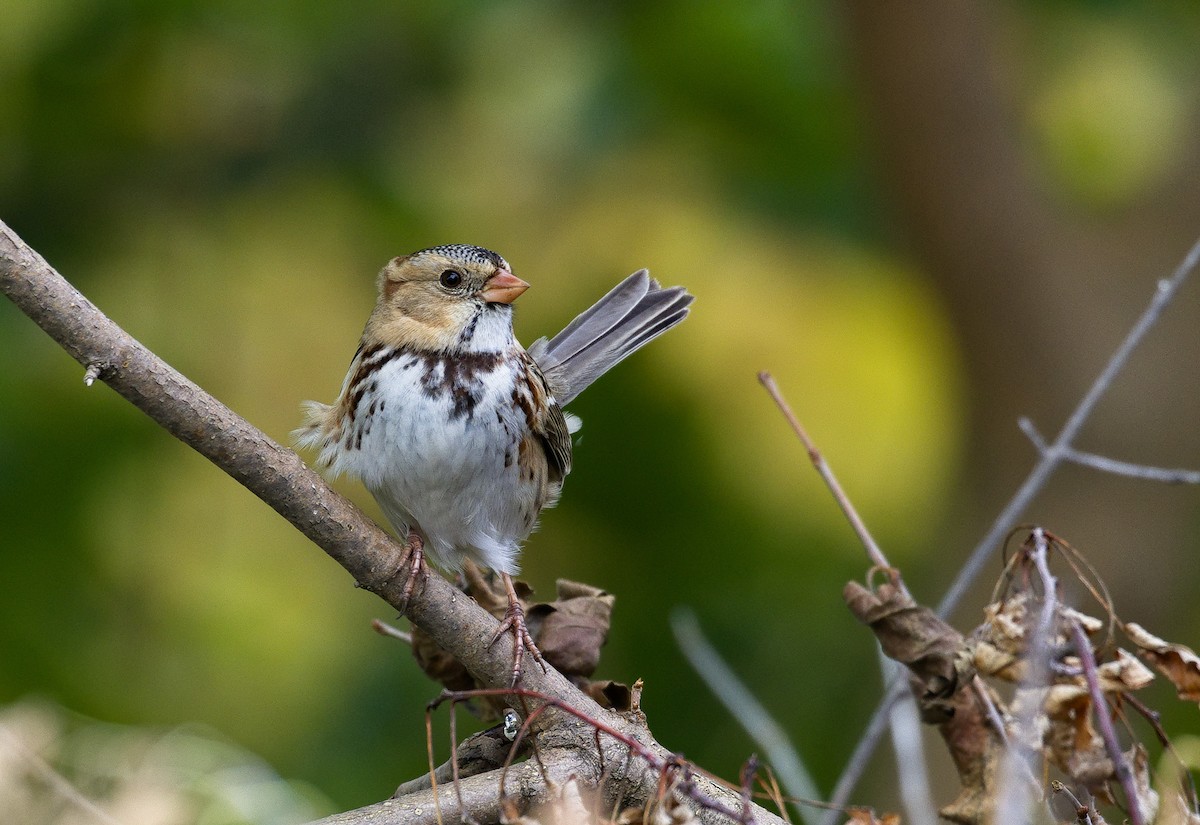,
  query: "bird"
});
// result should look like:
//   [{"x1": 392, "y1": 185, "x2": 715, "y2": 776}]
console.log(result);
[{"x1": 295, "y1": 244, "x2": 692, "y2": 682}]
